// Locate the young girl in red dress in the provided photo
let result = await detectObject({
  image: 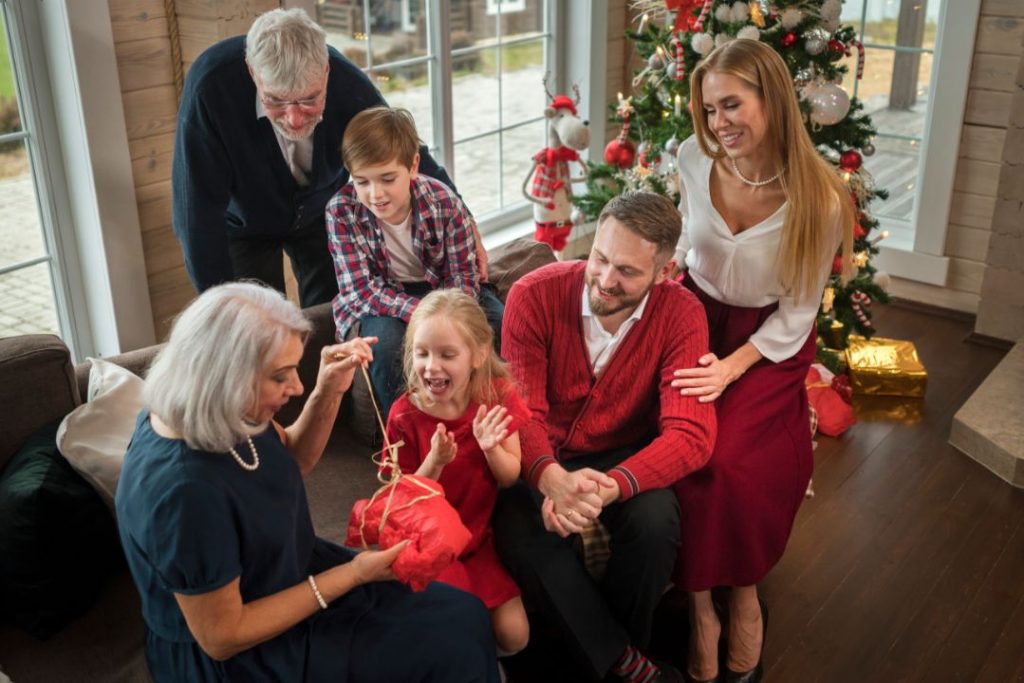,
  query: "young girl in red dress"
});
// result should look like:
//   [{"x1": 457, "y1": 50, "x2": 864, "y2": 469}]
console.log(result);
[{"x1": 385, "y1": 288, "x2": 530, "y2": 656}]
